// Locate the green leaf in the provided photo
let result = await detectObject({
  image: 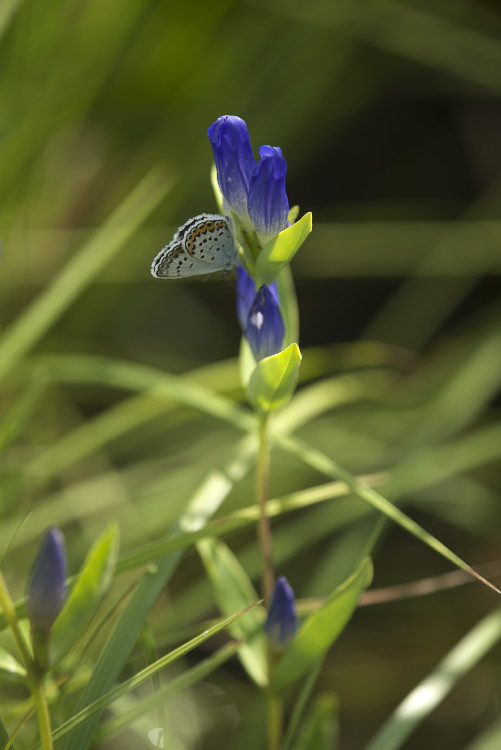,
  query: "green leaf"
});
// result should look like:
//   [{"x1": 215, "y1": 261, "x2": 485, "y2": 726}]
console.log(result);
[
  {"x1": 272, "y1": 558, "x2": 373, "y2": 692},
  {"x1": 271, "y1": 428, "x2": 501, "y2": 594},
  {"x1": 0, "y1": 716, "x2": 14, "y2": 750},
  {"x1": 292, "y1": 693, "x2": 339, "y2": 750},
  {"x1": 256, "y1": 212, "x2": 312, "y2": 285},
  {"x1": 276, "y1": 265, "x2": 299, "y2": 346},
  {"x1": 0, "y1": 646, "x2": 26, "y2": 682},
  {"x1": 283, "y1": 661, "x2": 324, "y2": 750},
  {"x1": 44, "y1": 605, "x2": 260, "y2": 748},
  {"x1": 0, "y1": 168, "x2": 172, "y2": 384},
  {"x1": 0, "y1": 373, "x2": 48, "y2": 456},
  {"x1": 57, "y1": 443, "x2": 250, "y2": 750},
  {"x1": 464, "y1": 722, "x2": 501, "y2": 750},
  {"x1": 239, "y1": 336, "x2": 257, "y2": 389},
  {"x1": 364, "y1": 606, "x2": 501, "y2": 750},
  {"x1": 49, "y1": 523, "x2": 119, "y2": 666},
  {"x1": 210, "y1": 163, "x2": 224, "y2": 214},
  {"x1": 197, "y1": 538, "x2": 267, "y2": 686},
  {"x1": 248, "y1": 343, "x2": 302, "y2": 414},
  {"x1": 93, "y1": 641, "x2": 240, "y2": 745}
]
